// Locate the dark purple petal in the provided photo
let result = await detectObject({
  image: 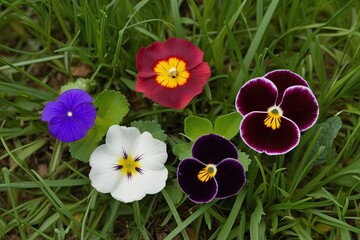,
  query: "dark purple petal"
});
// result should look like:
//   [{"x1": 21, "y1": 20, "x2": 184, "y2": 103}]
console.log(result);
[
  {"x1": 192, "y1": 134, "x2": 238, "y2": 165},
  {"x1": 235, "y1": 78, "x2": 278, "y2": 116},
  {"x1": 240, "y1": 112, "x2": 300, "y2": 155},
  {"x1": 279, "y1": 86, "x2": 319, "y2": 131},
  {"x1": 215, "y1": 158, "x2": 246, "y2": 199},
  {"x1": 263, "y1": 70, "x2": 309, "y2": 105},
  {"x1": 177, "y1": 158, "x2": 218, "y2": 203}
]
